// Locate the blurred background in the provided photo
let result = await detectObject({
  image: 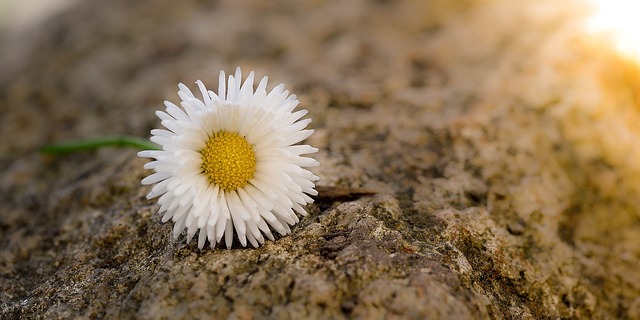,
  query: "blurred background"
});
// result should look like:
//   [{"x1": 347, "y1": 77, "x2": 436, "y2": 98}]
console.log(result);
[
  {"x1": 1, "y1": 0, "x2": 640, "y2": 318},
  {"x1": 0, "y1": 0, "x2": 79, "y2": 34},
  {"x1": 1, "y1": 0, "x2": 639, "y2": 62}
]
